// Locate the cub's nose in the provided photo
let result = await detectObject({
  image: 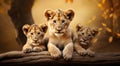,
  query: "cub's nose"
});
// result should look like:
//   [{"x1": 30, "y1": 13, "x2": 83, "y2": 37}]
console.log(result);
[{"x1": 56, "y1": 27, "x2": 62, "y2": 31}]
